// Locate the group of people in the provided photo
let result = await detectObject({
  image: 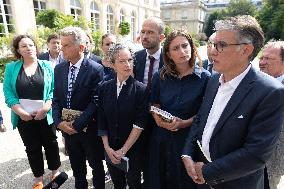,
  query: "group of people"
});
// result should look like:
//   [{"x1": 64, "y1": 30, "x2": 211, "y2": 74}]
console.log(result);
[{"x1": 2, "y1": 14, "x2": 284, "y2": 189}]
